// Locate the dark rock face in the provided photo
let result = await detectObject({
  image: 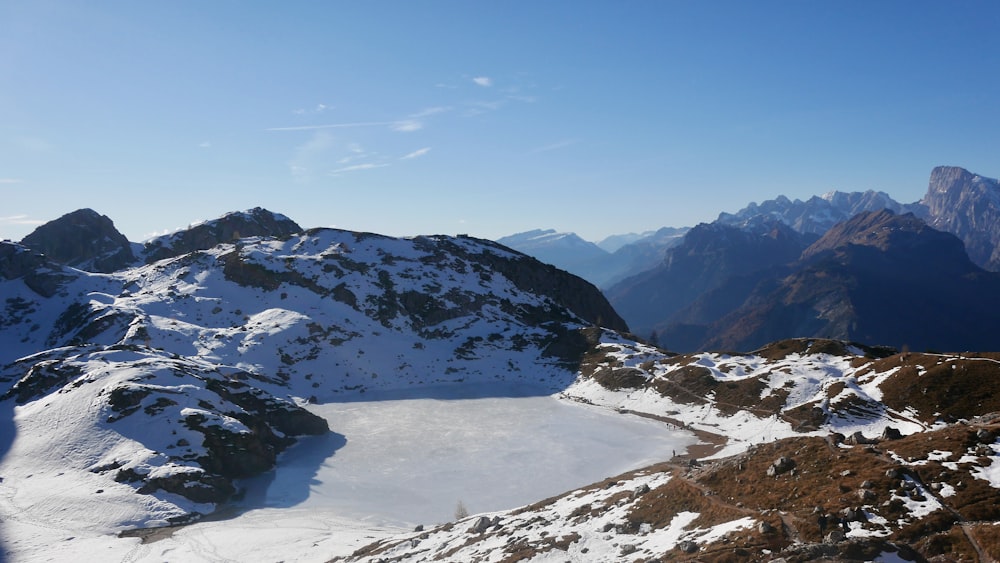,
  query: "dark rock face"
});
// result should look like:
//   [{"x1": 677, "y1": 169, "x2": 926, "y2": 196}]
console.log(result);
[
  {"x1": 20, "y1": 208, "x2": 135, "y2": 273},
  {"x1": 922, "y1": 166, "x2": 1000, "y2": 271},
  {"x1": 143, "y1": 207, "x2": 302, "y2": 263}
]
